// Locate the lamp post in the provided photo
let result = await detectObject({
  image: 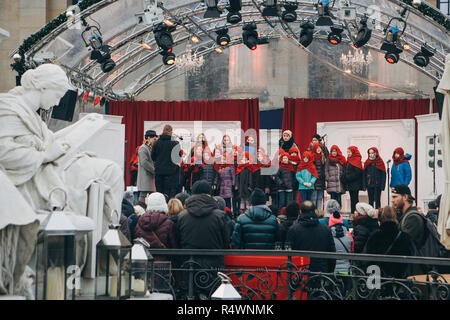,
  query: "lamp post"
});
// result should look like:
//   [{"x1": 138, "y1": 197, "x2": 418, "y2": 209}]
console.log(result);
[
  {"x1": 131, "y1": 238, "x2": 153, "y2": 297},
  {"x1": 211, "y1": 272, "x2": 241, "y2": 300}
]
